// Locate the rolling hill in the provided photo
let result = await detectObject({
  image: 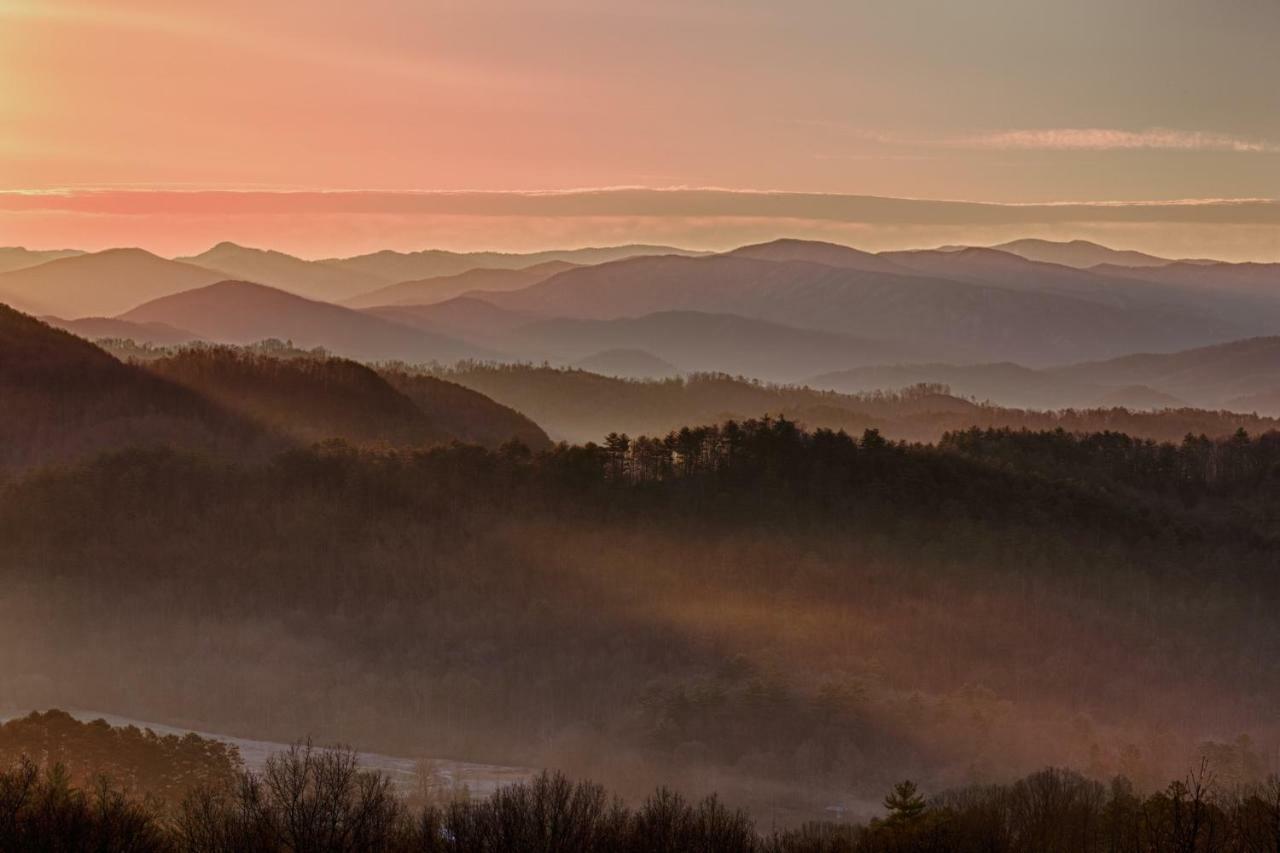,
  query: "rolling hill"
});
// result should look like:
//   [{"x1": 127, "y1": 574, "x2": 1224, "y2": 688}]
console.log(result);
[
  {"x1": 809, "y1": 362, "x2": 1186, "y2": 410},
  {"x1": 147, "y1": 349, "x2": 548, "y2": 450},
  {"x1": 377, "y1": 367, "x2": 552, "y2": 450},
  {"x1": 44, "y1": 316, "x2": 202, "y2": 346},
  {"x1": 1095, "y1": 260, "x2": 1280, "y2": 297},
  {"x1": 0, "y1": 248, "x2": 227, "y2": 318},
  {"x1": 147, "y1": 348, "x2": 447, "y2": 448},
  {"x1": 810, "y1": 362, "x2": 1098, "y2": 409},
  {"x1": 432, "y1": 362, "x2": 1277, "y2": 445},
  {"x1": 1050, "y1": 336, "x2": 1280, "y2": 408},
  {"x1": 572, "y1": 348, "x2": 680, "y2": 379},
  {"x1": 0, "y1": 305, "x2": 268, "y2": 470},
  {"x1": 344, "y1": 261, "x2": 577, "y2": 308},
  {"x1": 990, "y1": 238, "x2": 1174, "y2": 268},
  {"x1": 120, "y1": 281, "x2": 495, "y2": 364},
  {"x1": 362, "y1": 298, "x2": 541, "y2": 346},
  {"x1": 727, "y1": 237, "x2": 908, "y2": 273},
  {"x1": 505, "y1": 310, "x2": 924, "y2": 381},
  {"x1": 179, "y1": 242, "x2": 387, "y2": 302}
]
